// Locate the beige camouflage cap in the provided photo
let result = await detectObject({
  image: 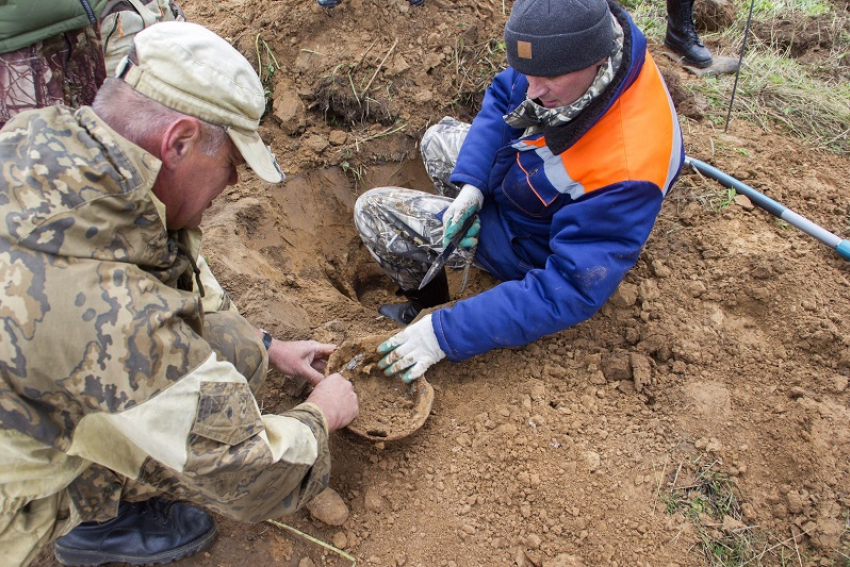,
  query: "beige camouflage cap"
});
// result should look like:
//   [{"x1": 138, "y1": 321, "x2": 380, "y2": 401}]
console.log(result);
[{"x1": 115, "y1": 21, "x2": 284, "y2": 183}]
